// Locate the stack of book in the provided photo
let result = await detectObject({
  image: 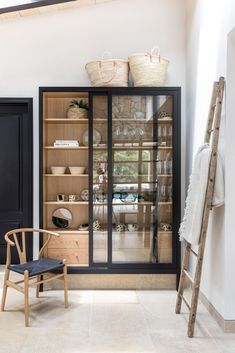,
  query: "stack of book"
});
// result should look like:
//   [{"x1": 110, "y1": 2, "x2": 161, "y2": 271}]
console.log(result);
[{"x1": 53, "y1": 140, "x2": 79, "y2": 147}]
